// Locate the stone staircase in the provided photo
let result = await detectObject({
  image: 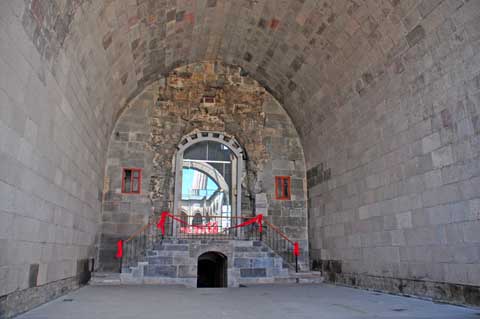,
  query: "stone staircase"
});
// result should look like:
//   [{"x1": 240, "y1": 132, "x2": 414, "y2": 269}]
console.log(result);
[
  {"x1": 89, "y1": 272, "x2": 121, "y2": 285},
  {"x1": 274, "y1": 271, "x2": 324, "y2": 285},
  {"x1": 90, "y1": 239, "x2": 323, "y2": 287}
]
